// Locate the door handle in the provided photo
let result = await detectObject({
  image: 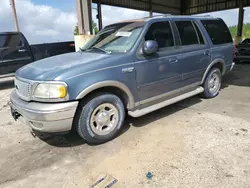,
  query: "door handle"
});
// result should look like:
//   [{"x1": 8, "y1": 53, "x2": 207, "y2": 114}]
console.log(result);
[
  {"x1": 204, "y1": 51, "x2": 211, "y2": 56},
  {"x1": 169, "y1": 58, "x2": 178, "y2": 64},
  {"x1": 18, "y1": 49, "x2": 27, "y2": 52}
]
